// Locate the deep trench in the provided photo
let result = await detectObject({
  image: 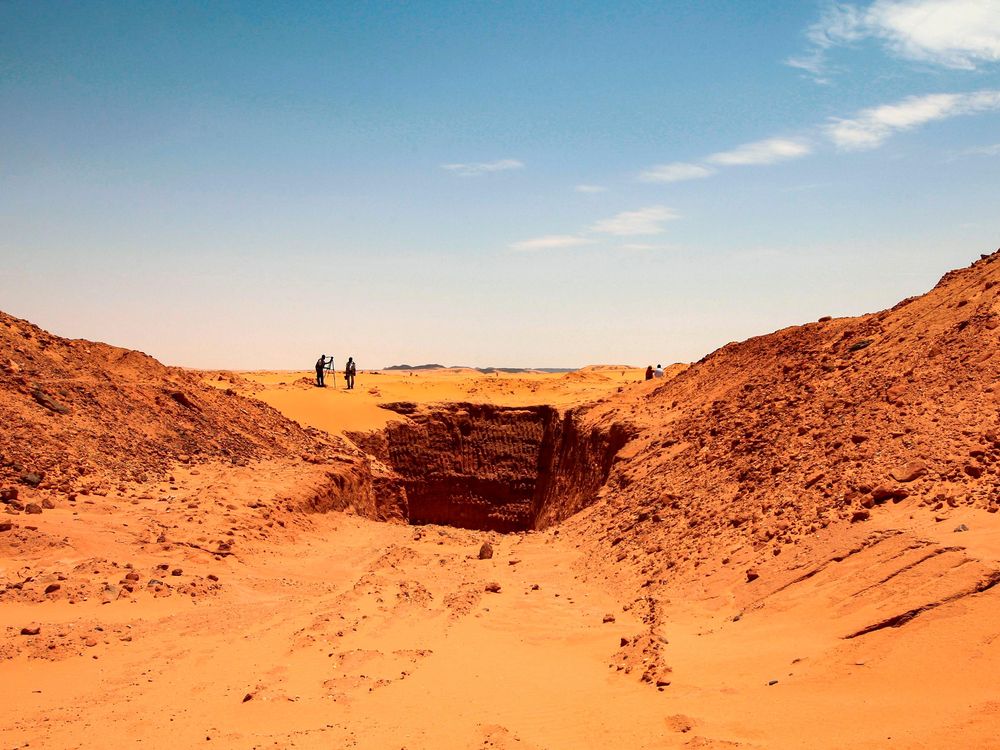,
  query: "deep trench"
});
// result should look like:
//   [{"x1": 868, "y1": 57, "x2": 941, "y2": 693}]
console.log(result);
[{"x1": 344, "y1": 402, "x2": 632, "y2": 532}]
